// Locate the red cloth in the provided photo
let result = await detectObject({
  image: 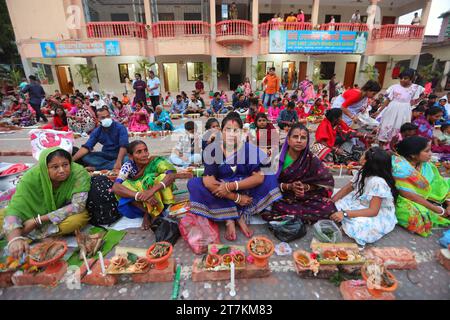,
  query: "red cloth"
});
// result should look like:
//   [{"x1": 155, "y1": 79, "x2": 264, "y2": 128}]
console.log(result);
[
  {"x1": 246, "y1": 106, "x2": 265, "y2": 123},
  {"x1": 296, "y1": 106, "x2": 309, "y2": 119},
  {"x1": 256, "y1": 122, "x2": 278, "y2": 148},
  {"x1": 42, "y1": 115, "x2": 68, "y2": 131},
  {"x1": 62, "y1": 102, "x2": 73, "y2": 112},
  {"x1": 315, "y1": 118, "x2": 353, "y2": 148},
  {"x1": 341, "y1": 89, "x2": 362, "y2": 108}
]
